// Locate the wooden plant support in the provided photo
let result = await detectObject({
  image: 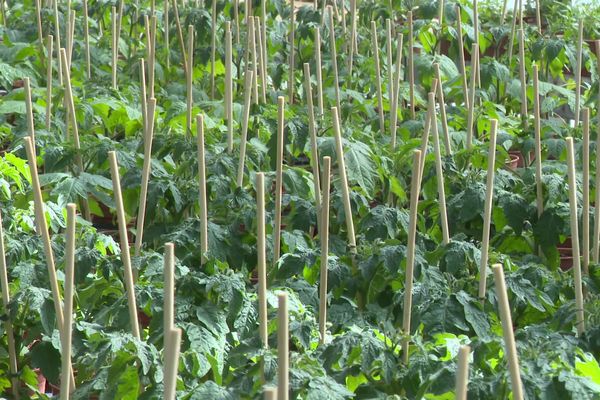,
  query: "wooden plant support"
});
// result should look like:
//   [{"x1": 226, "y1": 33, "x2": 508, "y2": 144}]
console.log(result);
[
  {"x1": 303, "y1": 63, "x2": 322, "y2": 230},
  {"x1": 492, "y1": 264, "x2": 524, "y2": 400},
  {"x1": 225, "y1": 22, "x2": 234, "y2": 153},
  {"x1": 234, "y1": 0, "x2": 240, "y2": 46},
  {"x1": 46, "y1": 35, "x2": 54, "y2": 130},
  {"x1": 273, "y1": 97, "x2": 285, "y2": 265},
  {"x1": 288, "y1": 0, "x2": 295, "y2": 104},
  {"x1": 255, "y1": 17, "x2": 267, "y2": 103},
  {"x1": 163, "y1": 243, "x2": 175, "y2": 341},
  {"x1": 67, "y1": 10, "x2": 76, "y2": 69},
  {"x1": 35, "y1": 0, "x2": 43, "y2": 52},
  {"x1": 566, "y1": 137, "x2": 585, "y2": 336},
  {"x1": 533, "y1": 64, "x2": 543, "y2": 220},
  {"x1": 332, "y1": 107, "x2": 357, "y2": 254},
  {"x1": 60, "y1": 203, "x2": 77, "y2": 400},
  {"x1": 473, "y1": 0, "x2": 480, "y2": 87},
  {"x1": 210, "y1": 0, "x2": 217, "y2": 99},
  {"x1": 456, "y1": 5, "x2": 469, "y2": 108},
  {"x1": 327, "y1": 7, "x2": 342, "y2": 113},
  {"x1": 477, "y1": 119, "x2": 498, "y2": 301},
  {"x1": 196, "y1": 114, "x2": 209, "y2": 263},
  {"x1": 582, "y1": 108, "x2": 590, "y2": 275},
  {"x1": 390, "y1": 33, "x2": 404, "y2": 149},
  {"x1": 256, "y1": 172, "x2": 269, "y2": 348},
  {"x1": 60, "y1": 49, "x2": 91, "y2": 221},
  {"x1": 401, "y1": 149, "x2": 423, "y2": 365},
  {"x1": 319, "y1": 156, "x2": 331, "y2": 345},
  {"x1": 249, "y1": 19, "x2": 259, "y2": 106},
  {"x1": 116, "y1": 0, "x2": 124, "y2": 58},
  {"x1": 506, "y1": 0, "x2": 518, "y2": 65},
  {"x1": 371, "y1": 21, "x2": 385, "y2": 135},
  {"x1": 417, "y1": 84, "x2": 436, "y2": 182},
  {"x1": 315, "y1": 28, "x2": 324, "y2": 116},
  {"x1": 24, "y1": 78, "x2": 36, "y2": 145},
  {"x1": 386, "y1": 19, "x2": 393, "y2": 104},
  {"x1": 134, "y1": 98, "x2": 156, "y2": 258},
  {"x1": 164, "y1": 0, "x2": 170, "y2": 71},
  {"x1": 261, "y1": 3, "x2": 268, "y2": 95},
  {"x1": 574, "y1": 19, "x2": 583, "y2": 126},
  {"x1": 112, "y1": 6, "x2": 118, "y2": 89},
  {"x1": 264, "y1": 387, "x2": 277, "y2": 399},
  {"x1": 164, "y1": 328, "x2": 182, "y2": 400},
  {"x1": 517, "y1": 29, "x2": 527, "y2": 127},
  {"x1": 108, "y1": 151, "x2": 141, "y2": 339},
  {"x1": 434, "y1": 63, "x2": 452, "y2": 154},
  {"x1": 277, "y1": 292, "x2": 289, "y2": 400},
  {"x1": 149, "y1": 15, "x2": 157, "y2": 98},
  {"x1": 0, "y1": 210, "x2": 20, "y2": 399},
  {"x1": 438, "y1": 0, "x2": 445, "y2": 25},
  {"x1": 408, "y1": 11, "x2": 415, "y2": 119},
  {"x1": 172, "y1": 0, "x2": 188, "y2": 78},
  {"x1": 429, "y1": 93, "x2": 450, "y2": 245},
  {"x1": 83, "y1": 0, "x2": 91, "y2": 78},
  {"x1": 186, "y1": 25, "x2": 194, "y2": 137},
  {"x1": 140, "y1": 59, "x2": 148, "y2": 135},
  {"x1": 594, "y1": 41, "x2": 600, "y2": 263},
  {"x1": 455, "y1": 345, "x2": 470, "y2": 400},
  {"x1": 54, "y1": 0, "x2": 62, "y2": 85},
  {"x1": 25, "y1": 137, "x2": 76, "y2": 389},
  {"x1": 465, "y1": 43, "x2": 479, "y2": 150},
  {"x1": 236, "y1": 69, "x2": 254, "y2": 187},
  {"x1": 347, "y1": 0, "x2": 357, "y2": 78}
]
